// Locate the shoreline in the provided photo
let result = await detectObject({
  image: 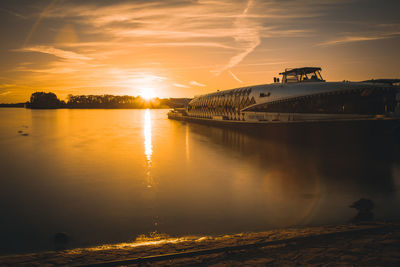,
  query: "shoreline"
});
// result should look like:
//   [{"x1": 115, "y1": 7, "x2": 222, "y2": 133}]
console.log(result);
[{"x1": 1, "y1": 222, "x2": 399, "y2": 266}]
